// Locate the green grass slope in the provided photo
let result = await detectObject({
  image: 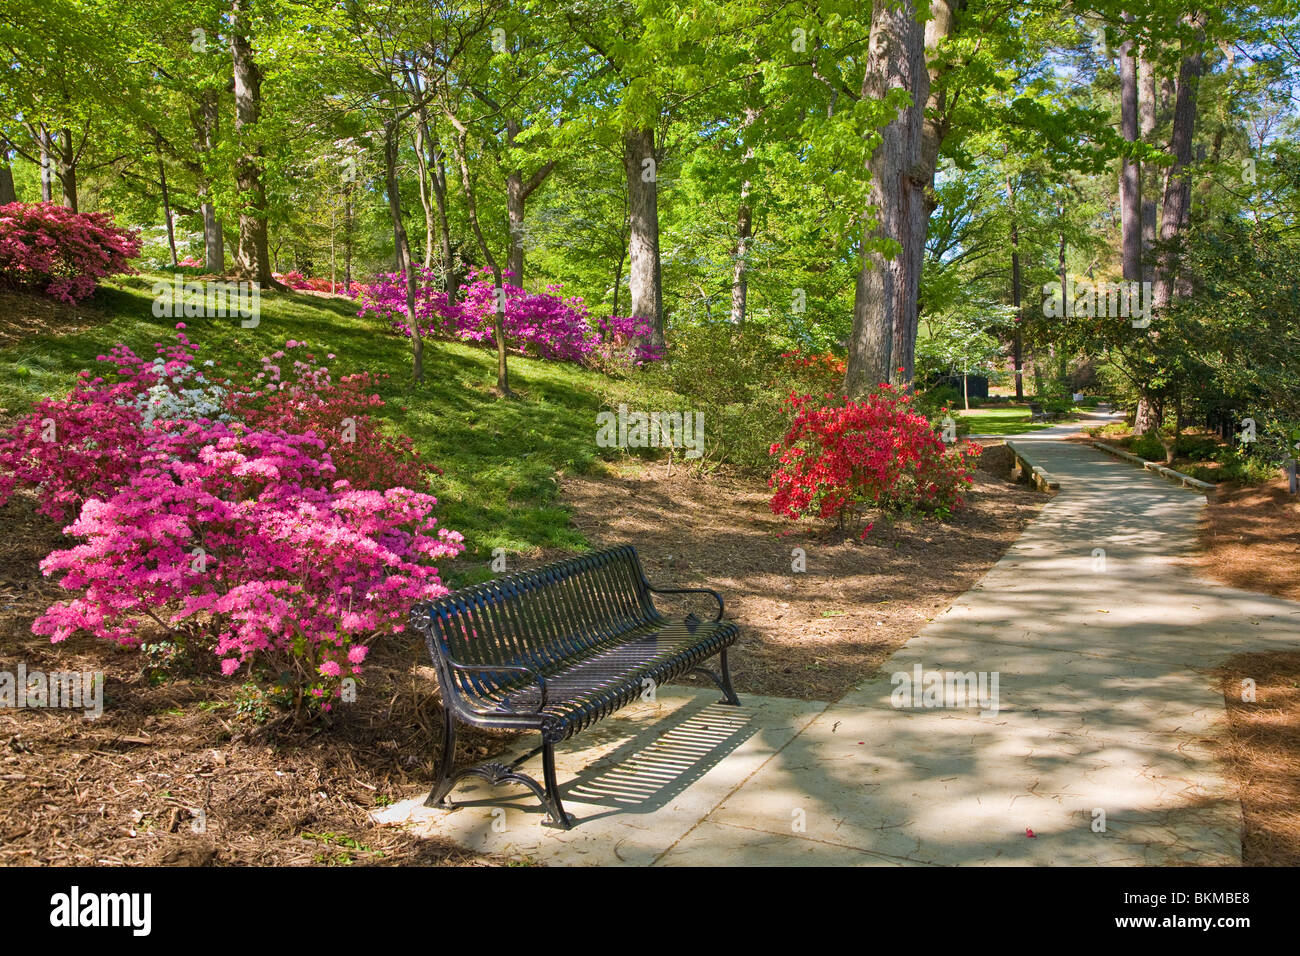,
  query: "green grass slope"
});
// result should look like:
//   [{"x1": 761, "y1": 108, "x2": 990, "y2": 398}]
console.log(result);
[{"x1": 0, "y1": 274, "x2": 687, "y2": 586}]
